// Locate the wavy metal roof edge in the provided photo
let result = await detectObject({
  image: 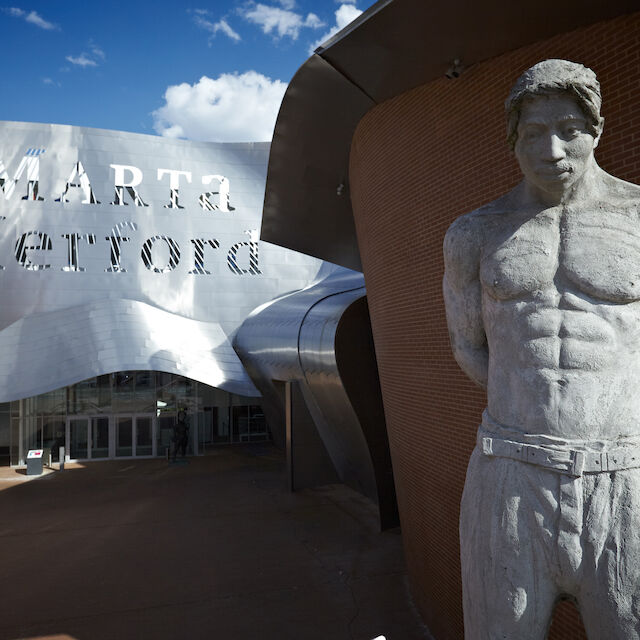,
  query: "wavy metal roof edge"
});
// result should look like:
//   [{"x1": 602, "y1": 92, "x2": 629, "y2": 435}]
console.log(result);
[{"x1": 0, "y1": 119, "x2": 272, "y2": 151}]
